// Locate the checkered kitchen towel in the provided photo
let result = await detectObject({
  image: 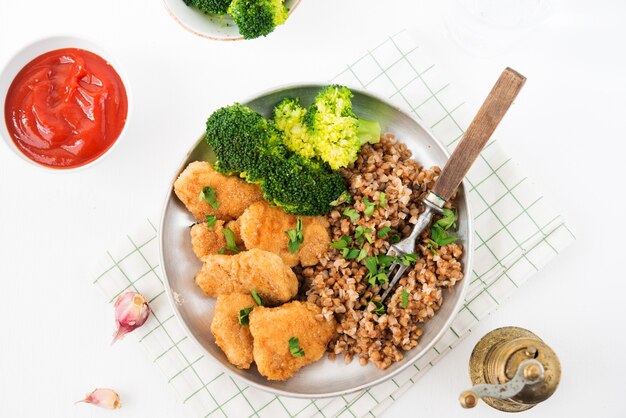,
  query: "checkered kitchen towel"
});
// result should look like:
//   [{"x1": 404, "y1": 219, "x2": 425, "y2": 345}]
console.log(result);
[{"x1": 93, "y1": 30, "x2": 574, "y2": 417}]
